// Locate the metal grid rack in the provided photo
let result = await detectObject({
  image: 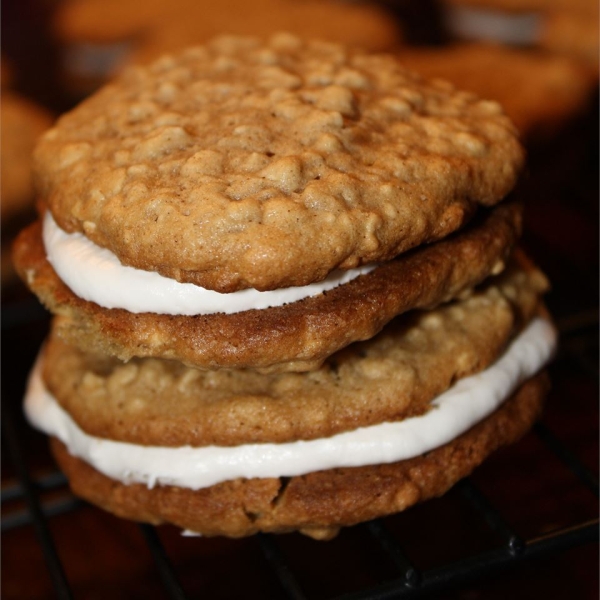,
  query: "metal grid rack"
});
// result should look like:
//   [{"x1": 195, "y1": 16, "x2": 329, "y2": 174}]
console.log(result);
[{"x1": 2, "y1": 296, "x2": 598, "y2": 599}]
